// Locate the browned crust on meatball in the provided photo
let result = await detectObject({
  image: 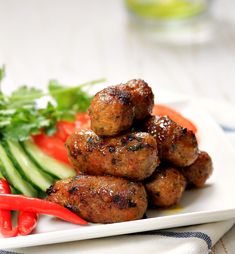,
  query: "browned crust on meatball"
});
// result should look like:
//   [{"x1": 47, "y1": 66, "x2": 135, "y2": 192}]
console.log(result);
[
  {"x1": 88, "y1": 80, "x2": 154, "y2": 136},
  {"x1": 66, "y1": 130, "x2": 159, "y2": 181},
  {"x1": 88, "y1": 86, "x2": 134, "y2": 136},
  {"x1": 181, "y1": 151, "x2": 213, "y2": 188},
  {"x1": 123, "y1": 79, "x2": 154, "y2": 120},
  {"x1": 46, "y1": 175, "x2": 148, "y2": 223},
  {"x1": 141, "y1": 116, "x2": 199, "y2": 167},
  {"x1": 145, "y1": 167, "x2": 186, "y2": 207}
]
